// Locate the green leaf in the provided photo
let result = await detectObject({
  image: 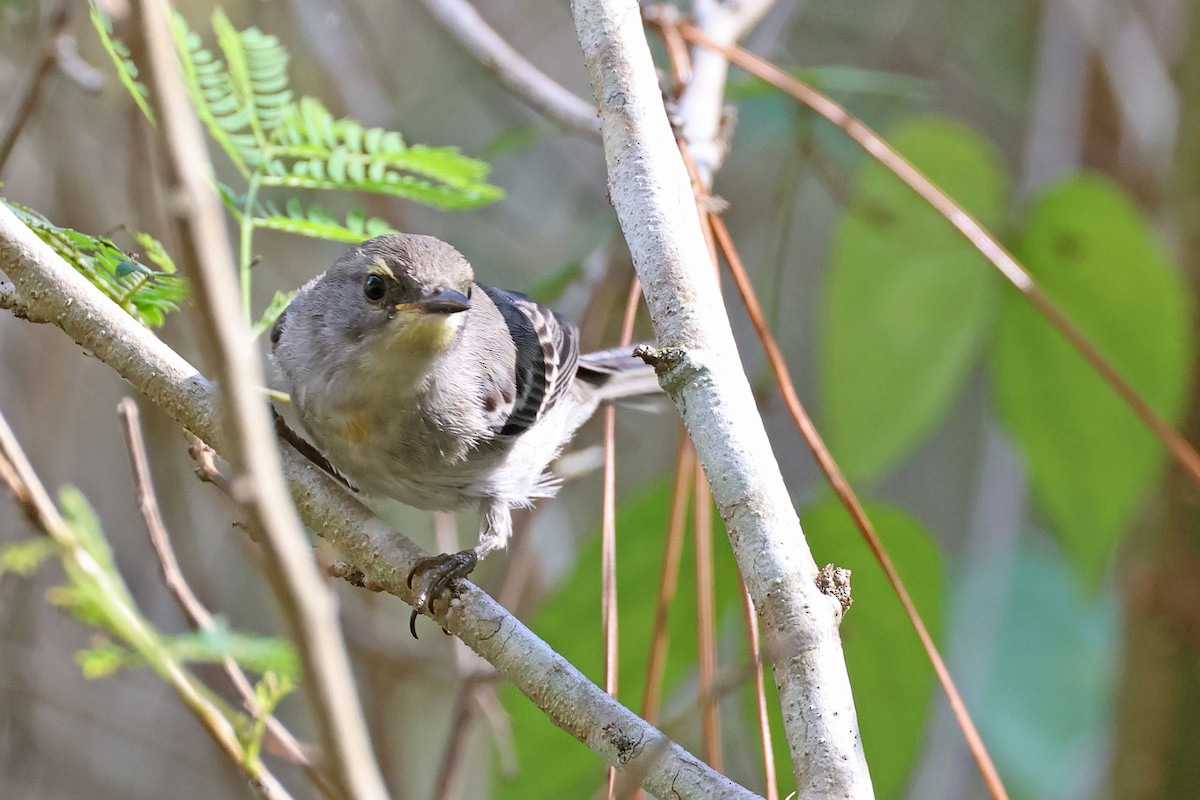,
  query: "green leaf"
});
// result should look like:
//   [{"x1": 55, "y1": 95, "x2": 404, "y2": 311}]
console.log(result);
[
  {"x1": 252, "y1": 199, "x2": 396, "y2": 244},
  {"x1": 821, "y1": 116, "x2": 1007, "y2": 480},
  {"x1": 77, "y1": 640, "x2": 135, "y2": 679},
  {"x1": 3, "y1": 198, "x2": 187, "y2": 327},
  {"x1": 89, "y1": 4, "x2": 155, "y2": 124},
  {"x1": 163, "y1": 621, "x2": 301, "y2": 680},
  {"x1": 994, "y1": 175, "x2": 1193, "y2": 588},
  {"x1": 0, "y1": 537, "x2": 57, "y2": 579},
  {"x1": 795, "y1": 497, "x2": 944, "y2": 799},
  {"x1": 265, "y1": 98, "x2": 504, "y2": 210},
  {"x1": 497, "y1": 481, "x2": 742, "y2": 798},
  {"x1": 975, "y1": 532, "x2": 1118, "y2": 798}
]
